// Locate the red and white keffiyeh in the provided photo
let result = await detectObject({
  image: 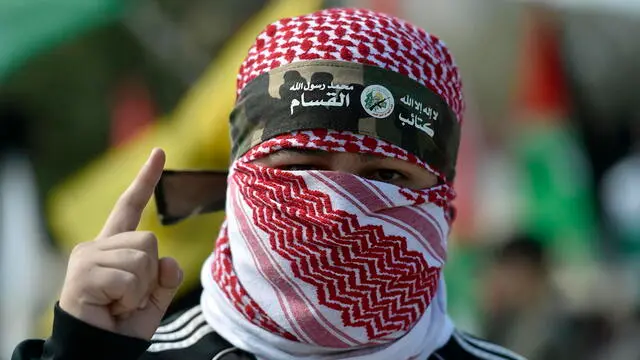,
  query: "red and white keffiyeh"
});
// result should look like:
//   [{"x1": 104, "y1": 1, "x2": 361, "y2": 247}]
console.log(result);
[
  {"x1": 201, "y1": 8, "x2": 463, "y2": 360},
  {"x1": 201, "y1": 131, "x2": 454, "y2": 359},
  {"x1": 235, "y1": 8, "x2": 464, "y2": 124}
]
